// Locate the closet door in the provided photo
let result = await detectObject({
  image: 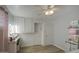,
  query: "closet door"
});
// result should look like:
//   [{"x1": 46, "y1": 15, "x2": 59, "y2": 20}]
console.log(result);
[
  {"x1": 0, "y1": 7, "x2": 8, "y2": 52},
  {"x1": 0, "y1": 11, "x2": 4, "y2": 52},
  {"x1": 3, "y1": 14, "x2": 8, "y2": 52},
  {"x1": 0, "y1": 27, "x2": 3, "y2": 51}
]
